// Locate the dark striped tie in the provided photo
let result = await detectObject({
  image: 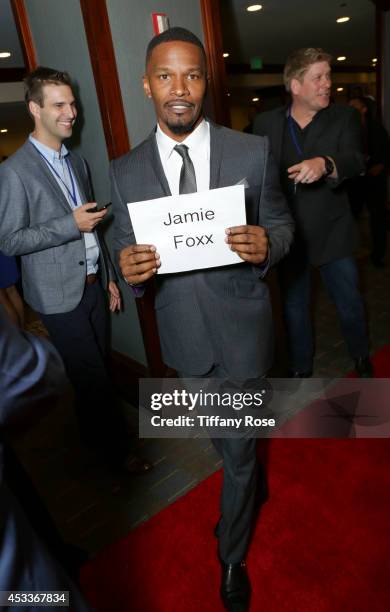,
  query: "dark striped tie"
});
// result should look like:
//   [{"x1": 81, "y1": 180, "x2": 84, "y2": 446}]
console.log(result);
[{"x1": 174, "y1": 144, "x2": 197, "y2": 194}]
